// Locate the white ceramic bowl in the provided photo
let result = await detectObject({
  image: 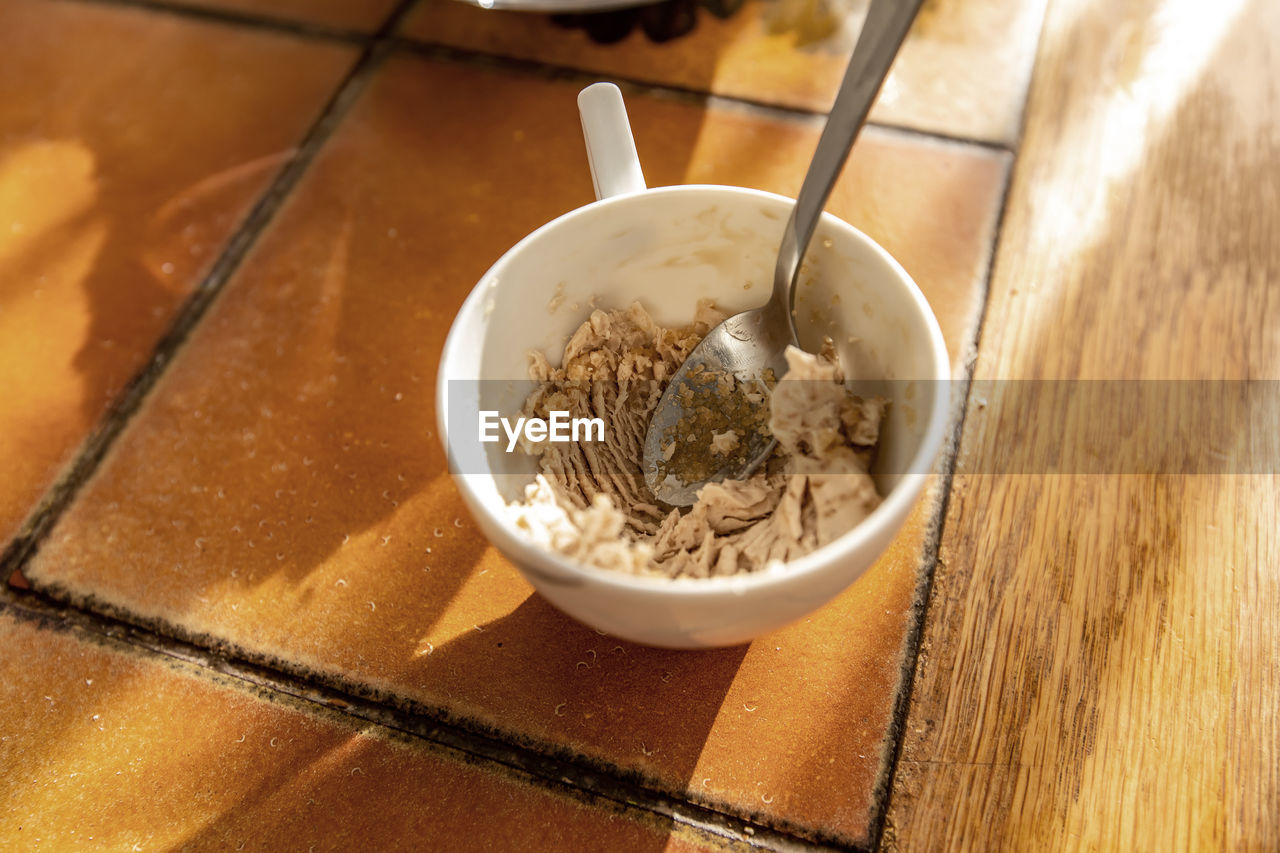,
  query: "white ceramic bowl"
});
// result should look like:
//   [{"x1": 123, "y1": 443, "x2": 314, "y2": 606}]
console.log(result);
[{"x1": 436, "y1": 86, "x2": 948, "y2": 648}]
